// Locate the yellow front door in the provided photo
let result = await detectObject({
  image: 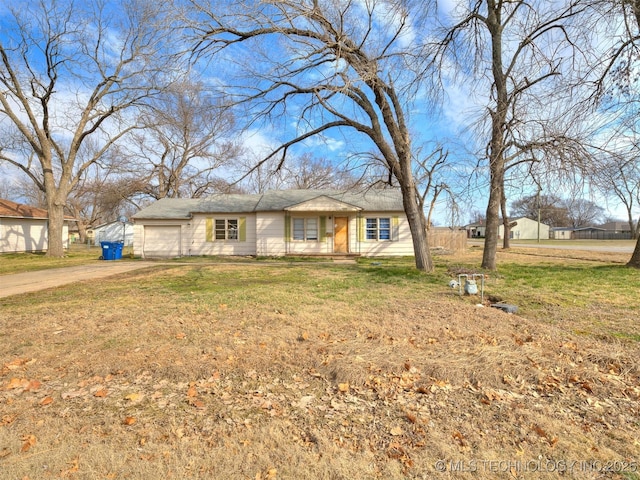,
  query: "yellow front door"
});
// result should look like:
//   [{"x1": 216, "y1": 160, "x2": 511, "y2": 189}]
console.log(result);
[{"x1": 334, "y1": 217, "x2": 348, "y2": 253}]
